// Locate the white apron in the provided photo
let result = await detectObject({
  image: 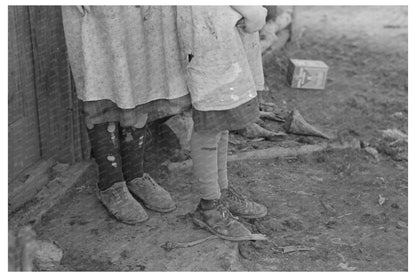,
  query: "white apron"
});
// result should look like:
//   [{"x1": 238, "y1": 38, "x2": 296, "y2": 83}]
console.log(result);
[
  {"x1": 177, "y1": 6, "x2": 265, "y2": 111},
  {"x1": 62, "y1": 6, "x2": 189, "y2": 109}
]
